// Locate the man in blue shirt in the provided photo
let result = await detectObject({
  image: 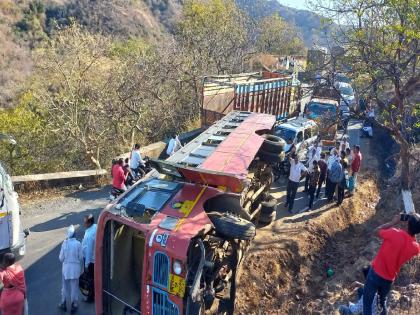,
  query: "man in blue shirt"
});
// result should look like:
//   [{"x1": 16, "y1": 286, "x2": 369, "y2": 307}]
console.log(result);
[{"x1": 82, "y1": 214, "x2": 97, "y2": 302}]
